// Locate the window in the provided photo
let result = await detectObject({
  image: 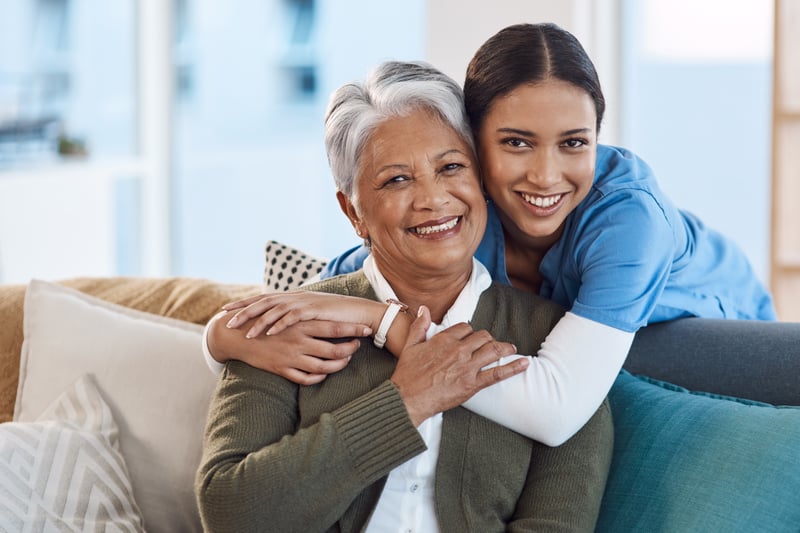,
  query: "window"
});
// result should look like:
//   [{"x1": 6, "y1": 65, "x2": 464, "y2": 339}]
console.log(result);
[{"x1": 620, "y1": 0, "x2": 774, "y2": 283}]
